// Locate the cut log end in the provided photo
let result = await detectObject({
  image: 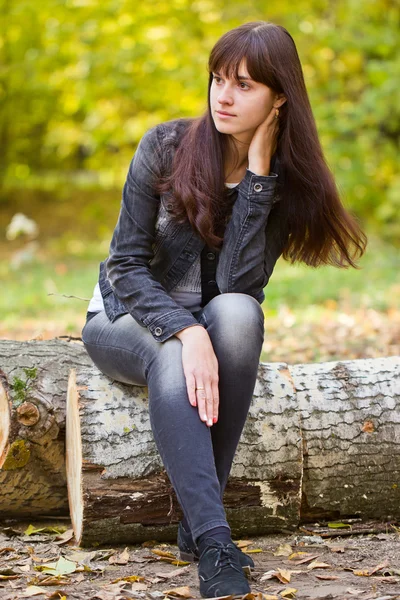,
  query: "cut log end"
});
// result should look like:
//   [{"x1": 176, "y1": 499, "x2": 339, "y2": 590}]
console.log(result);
[
  {"x1": 0, "y1": 381, "x2": 10, "y2": 468},
  {"x1": 66, "y1": 369, "x2": 83, "y2": 544}
]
